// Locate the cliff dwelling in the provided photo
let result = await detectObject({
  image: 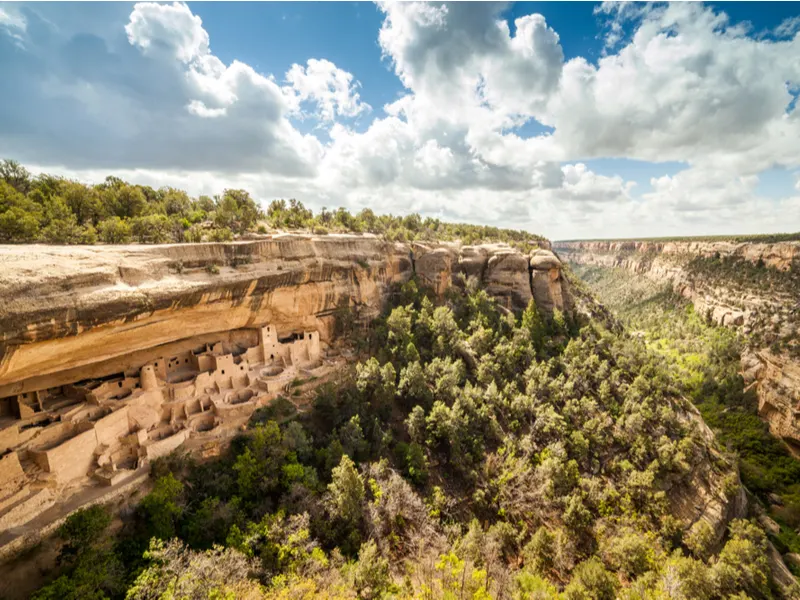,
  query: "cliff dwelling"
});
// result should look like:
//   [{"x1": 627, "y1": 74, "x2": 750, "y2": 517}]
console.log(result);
[{"x1": 0, "y1": 325, "x2": 323, "y2": 533}]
